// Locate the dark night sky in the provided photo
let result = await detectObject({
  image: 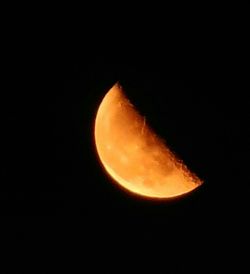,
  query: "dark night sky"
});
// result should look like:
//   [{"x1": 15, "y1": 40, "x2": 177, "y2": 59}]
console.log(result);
[{"x1": 1, "y1": 20, "x2": 249, "y2": 272}]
